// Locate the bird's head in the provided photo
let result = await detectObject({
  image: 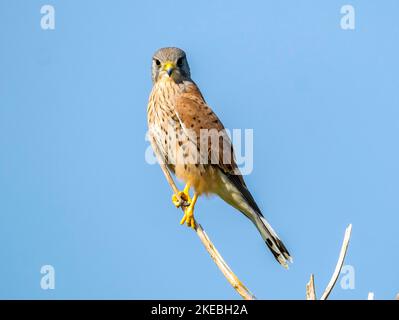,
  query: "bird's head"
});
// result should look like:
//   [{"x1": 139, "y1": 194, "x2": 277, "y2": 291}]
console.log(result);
[{"x1": 151, "y1": 47, "x2": 191, "y2": 84}]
